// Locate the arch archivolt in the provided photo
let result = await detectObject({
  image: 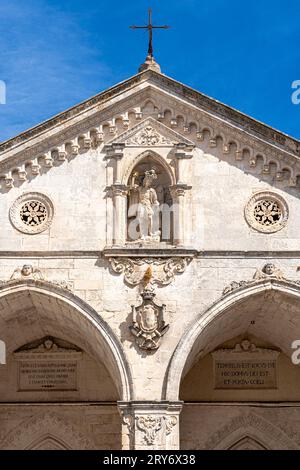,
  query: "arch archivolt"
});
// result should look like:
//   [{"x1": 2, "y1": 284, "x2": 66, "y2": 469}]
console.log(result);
[
  {"x1": 121, "y1": 149, "x2": 175, "y2": 186},
  {"x1": 204, "y1": 413, "x2": 298, "y2": 450},
  {"x1": 165, "y1": 279, "x2": 300, "y2": 401},
  {"x1": 0, "y1": 280, "x2": 133, "y2": 401},
  {"x1": 0, "y1": 411, "x2": 96, "y2": 450}
]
